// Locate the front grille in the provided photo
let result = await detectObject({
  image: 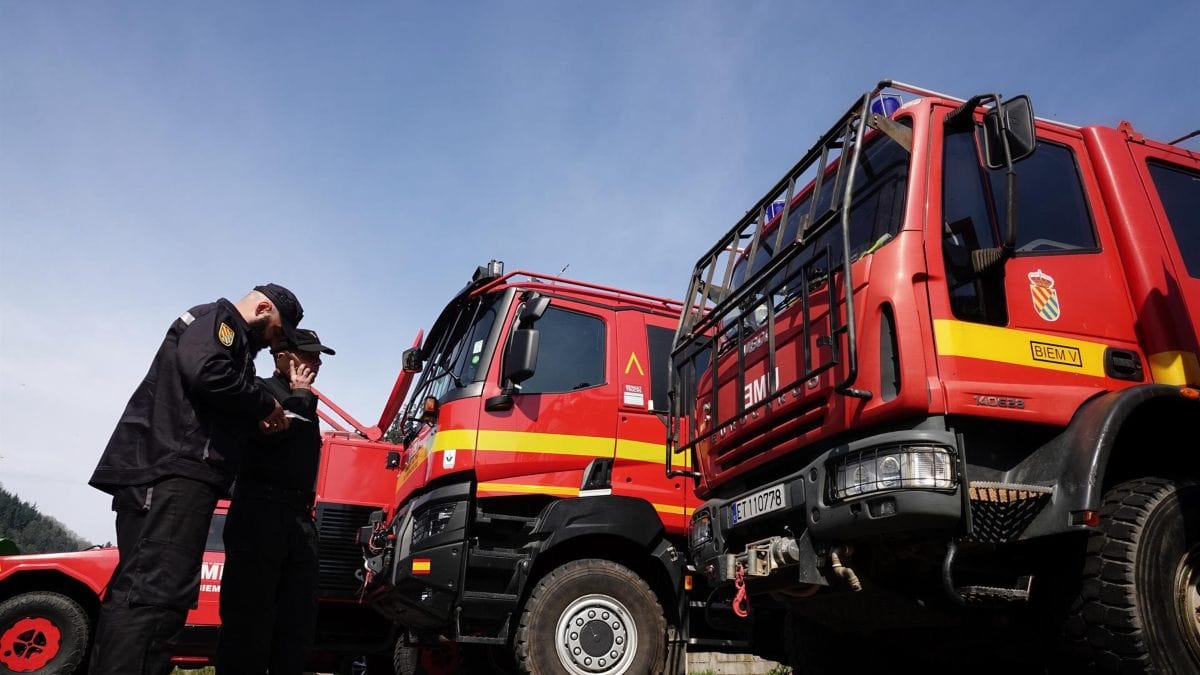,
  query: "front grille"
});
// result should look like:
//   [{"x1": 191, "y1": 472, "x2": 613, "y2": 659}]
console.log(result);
[
  {"x1": 316, "y1": 502, "x2": 377, "y2": 597},
  {"x1": 965, "y1": 483, "x2": 1052, "y2": 544}
]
